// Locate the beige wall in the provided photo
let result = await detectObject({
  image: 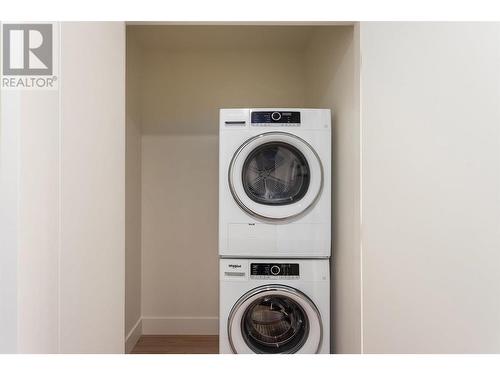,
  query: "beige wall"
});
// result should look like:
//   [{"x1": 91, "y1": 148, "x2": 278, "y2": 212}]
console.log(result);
[
  {"x1": 360, "y1": 22, "x2": 500, "y2": 353},
  {"x1": 305, "y1": 26, "x2": 362, "y2": 354},
  {"x1": 140, "y1": 48, "x2": 306, "y2": 135},
  {"x1": 125, "y1": 32, "x2": 143, "y2": 351},
  {"x1": 141, "y1": 135, "x2": 219, "y2": 333},
  {"x1": 137, "y1": 33, "x2": 309, "y2": 333}
]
